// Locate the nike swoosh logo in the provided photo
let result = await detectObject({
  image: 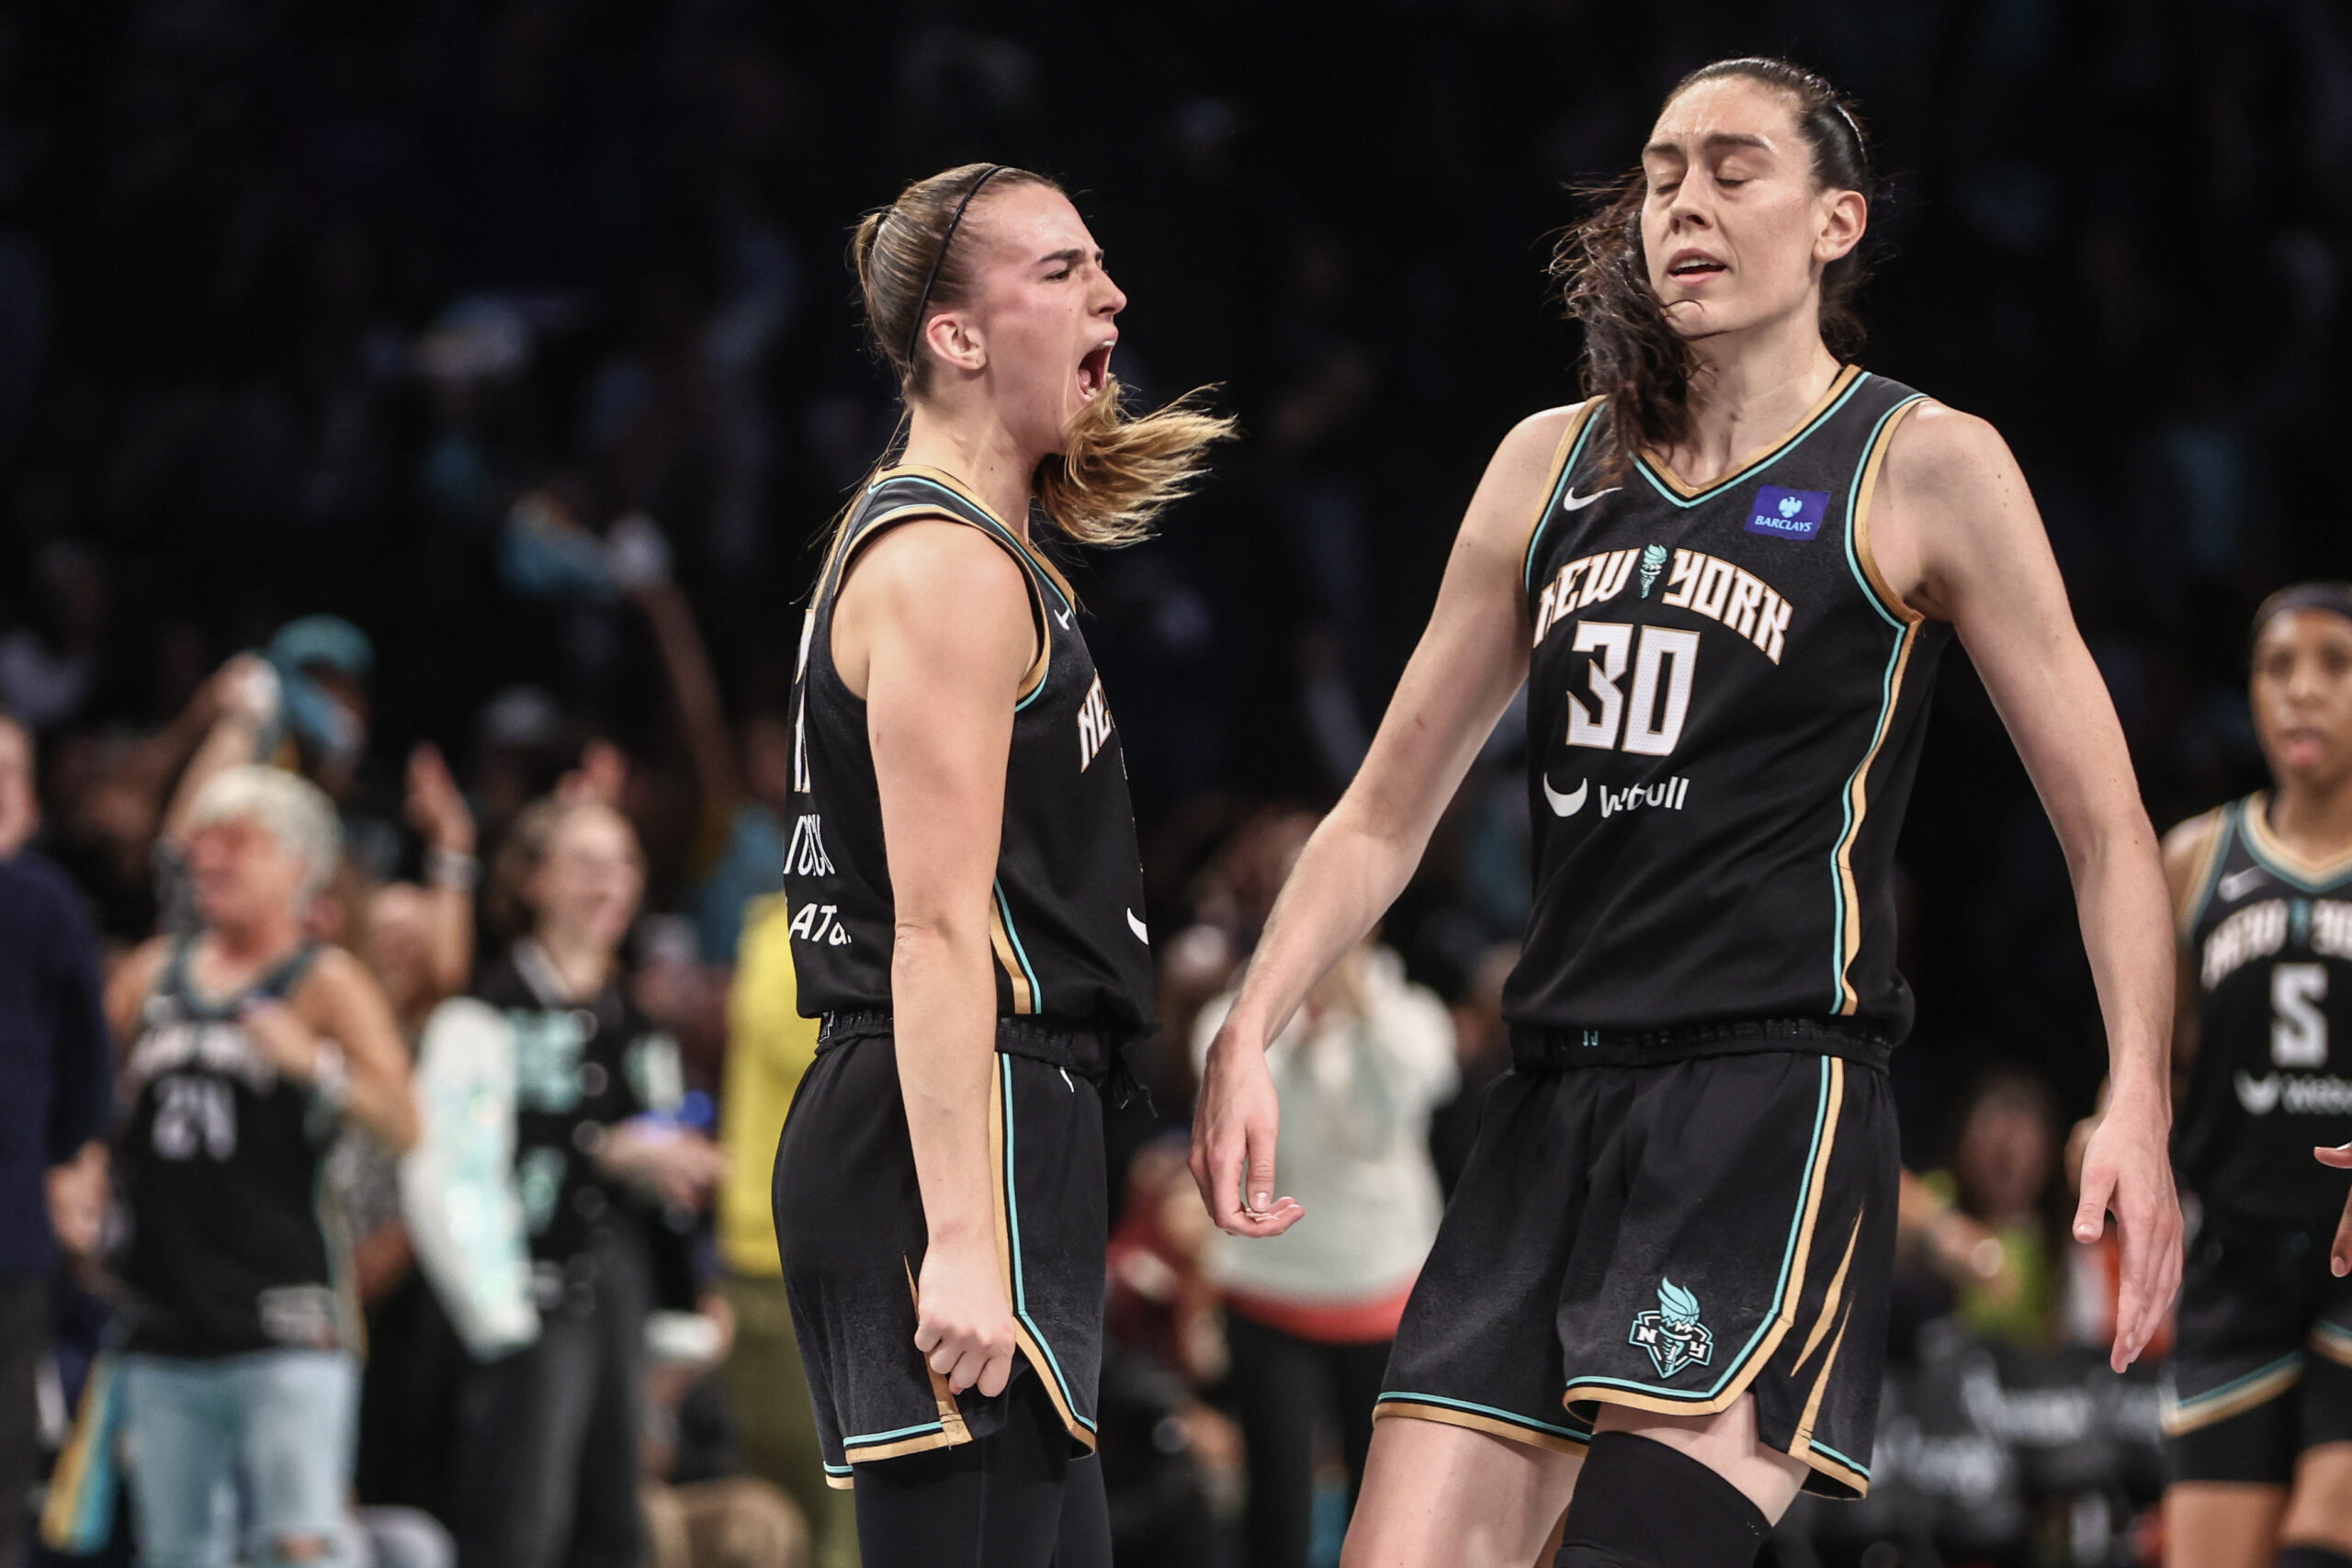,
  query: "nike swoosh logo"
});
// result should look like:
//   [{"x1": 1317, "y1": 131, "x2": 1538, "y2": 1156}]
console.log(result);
[
  {"x1": 1562, "y1": 486, "x2": 1621, "y2": 512},
  {"x1": 1542, "y1": 775, "x2": 1588, "y2": 818},
  {"x1": 2217, "y1": 867, "x2": 2267, "y2": 901},
  {"x1": 1054, "y1": 607, "x2": 1074, "y2": 629},
  {"x1": 1126, "y1": 908, "x2": 1148, "y2": 943}
]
